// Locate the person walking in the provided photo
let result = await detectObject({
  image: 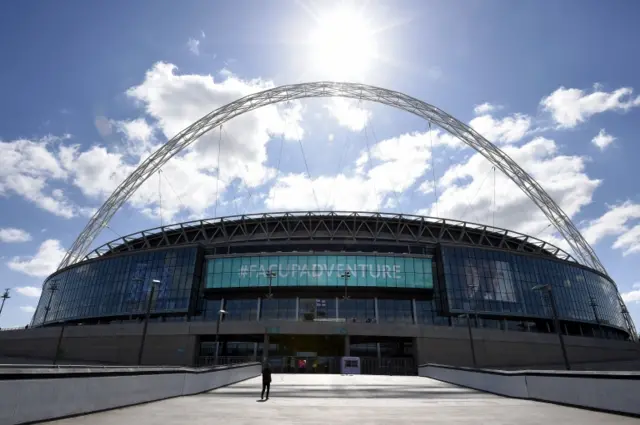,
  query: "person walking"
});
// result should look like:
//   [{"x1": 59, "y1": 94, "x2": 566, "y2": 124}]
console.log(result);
[{"x1": 261, "y1": 362, "x2": 272, "y2": 400}]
